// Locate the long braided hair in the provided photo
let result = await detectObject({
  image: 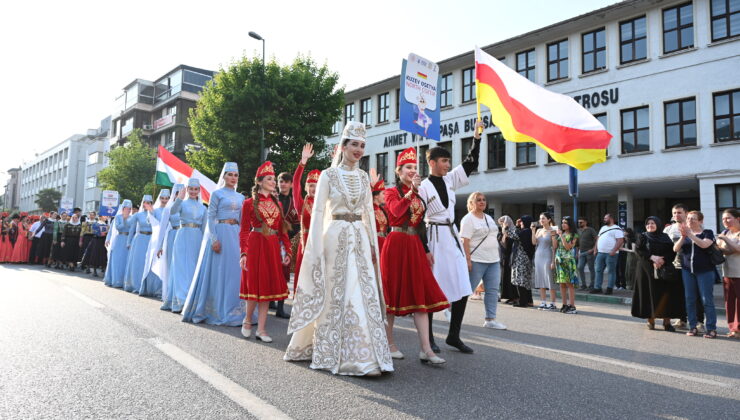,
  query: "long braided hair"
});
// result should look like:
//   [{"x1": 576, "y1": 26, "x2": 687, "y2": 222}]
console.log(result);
[{"x1": 252, "y1": 176, "x2": 289, "y2": 237}]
